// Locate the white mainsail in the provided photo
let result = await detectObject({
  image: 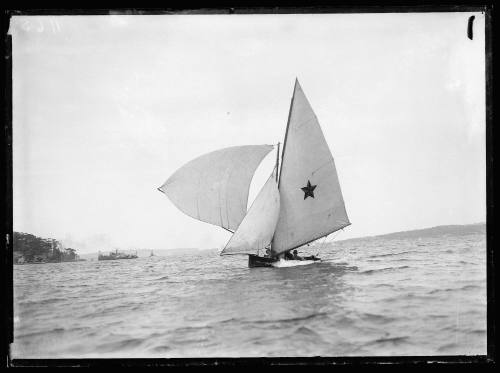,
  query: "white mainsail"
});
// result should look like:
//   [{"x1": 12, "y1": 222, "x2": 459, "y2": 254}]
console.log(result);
[
  {"x1": 220, "y1": 168, "x2": 280, "y2": 256},
  {"x1": 159, "y1": 145, "x2": 273, "y2": 231},
  {"x1": 272, "y1": 80, "x2": 350, "y2": 256}
]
